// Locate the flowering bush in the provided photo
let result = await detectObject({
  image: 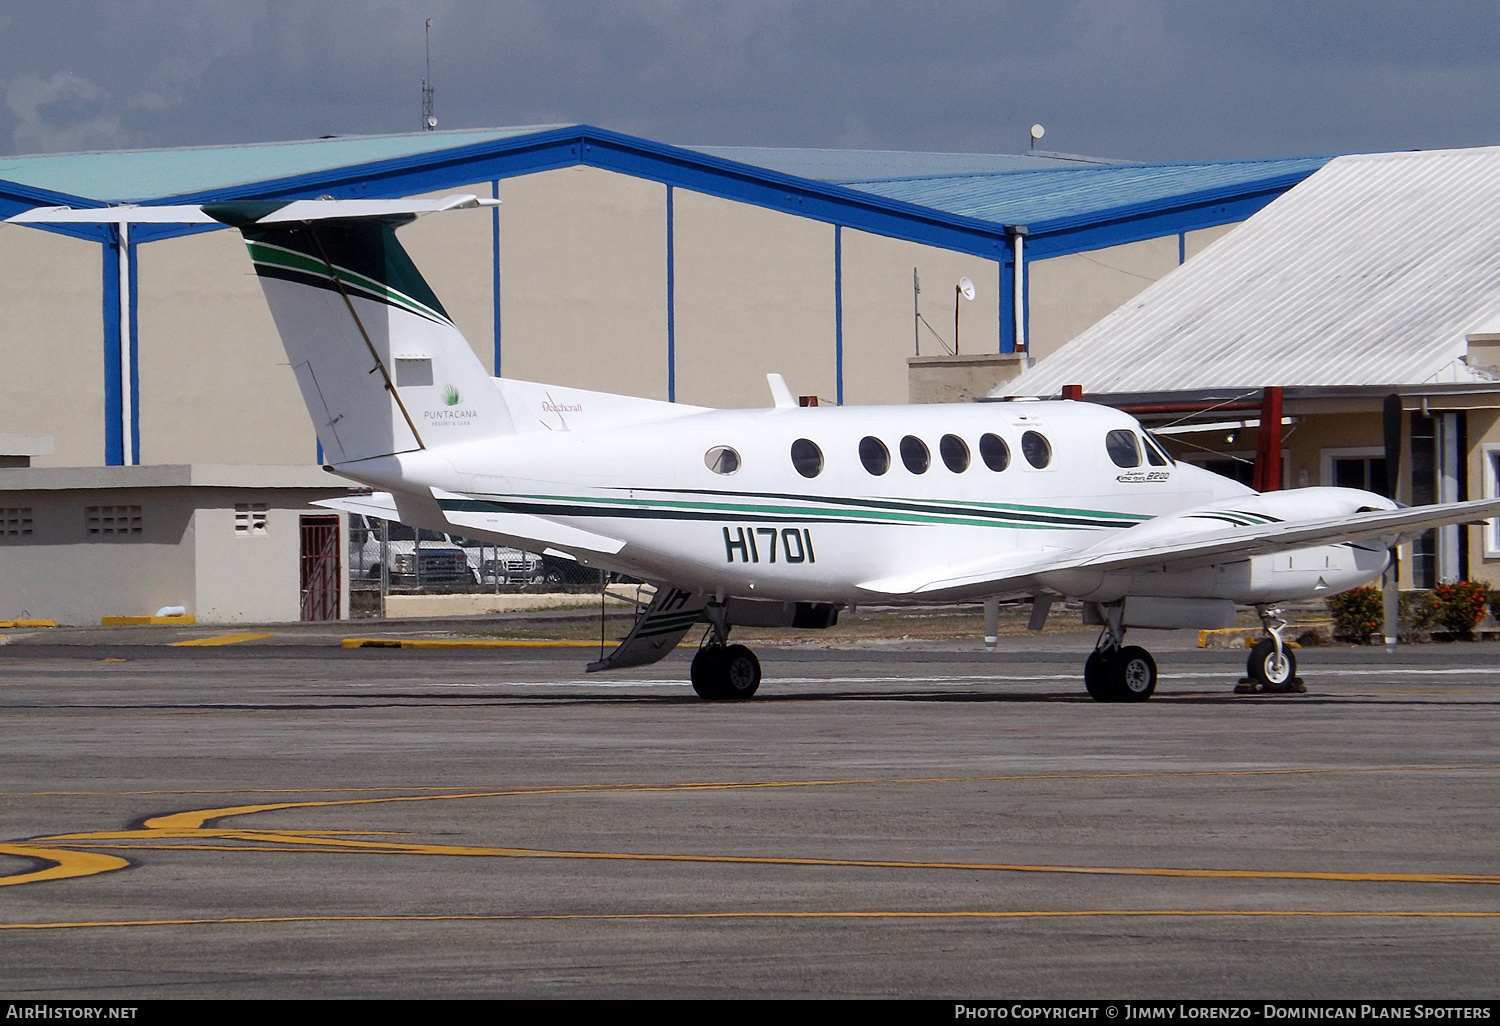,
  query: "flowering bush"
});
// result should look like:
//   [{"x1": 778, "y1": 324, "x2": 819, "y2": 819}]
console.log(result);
[
  {"x1": 1432, "y1": 580, "x2": 1490, "y2": 639},
  {"x1": 1326, "y1": 586, "x2": 1382, "y2": 644}
]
